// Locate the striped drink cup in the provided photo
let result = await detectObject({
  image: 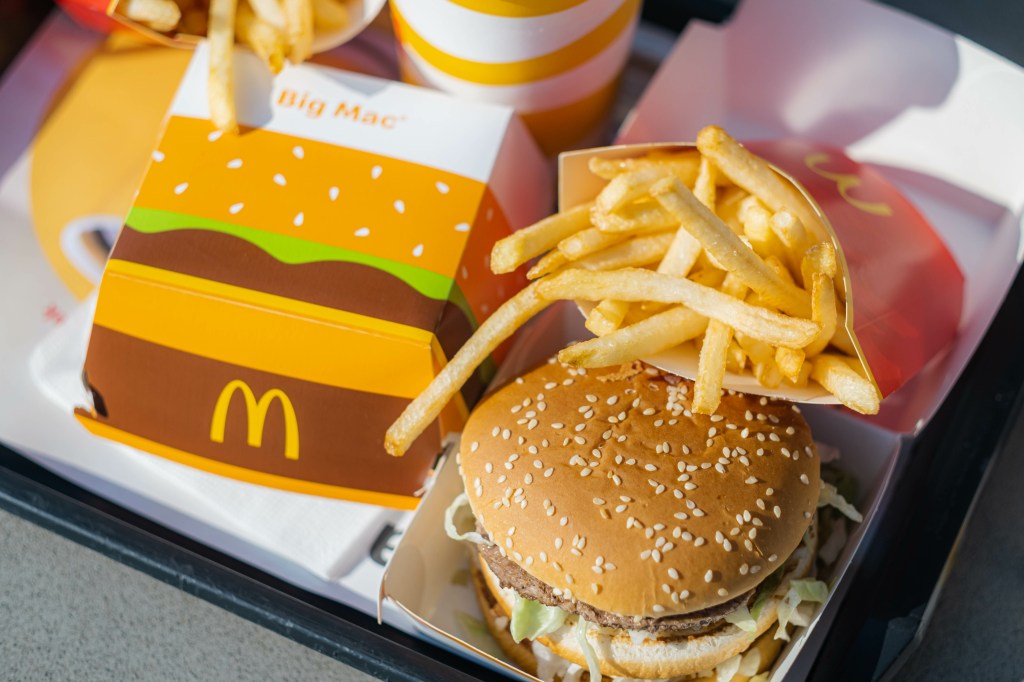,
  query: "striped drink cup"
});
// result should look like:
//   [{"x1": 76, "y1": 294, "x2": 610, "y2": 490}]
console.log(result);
[{"x1": 390, "y1": 0, "x2": 641, "y2": 155}]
